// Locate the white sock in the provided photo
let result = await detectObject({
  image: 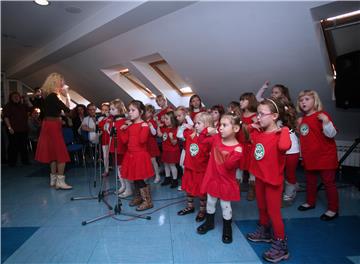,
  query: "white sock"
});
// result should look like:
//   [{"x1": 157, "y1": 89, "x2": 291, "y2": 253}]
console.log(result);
[{"x1": 325, "y1": 210, "x2": 337, "y2": 217}]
